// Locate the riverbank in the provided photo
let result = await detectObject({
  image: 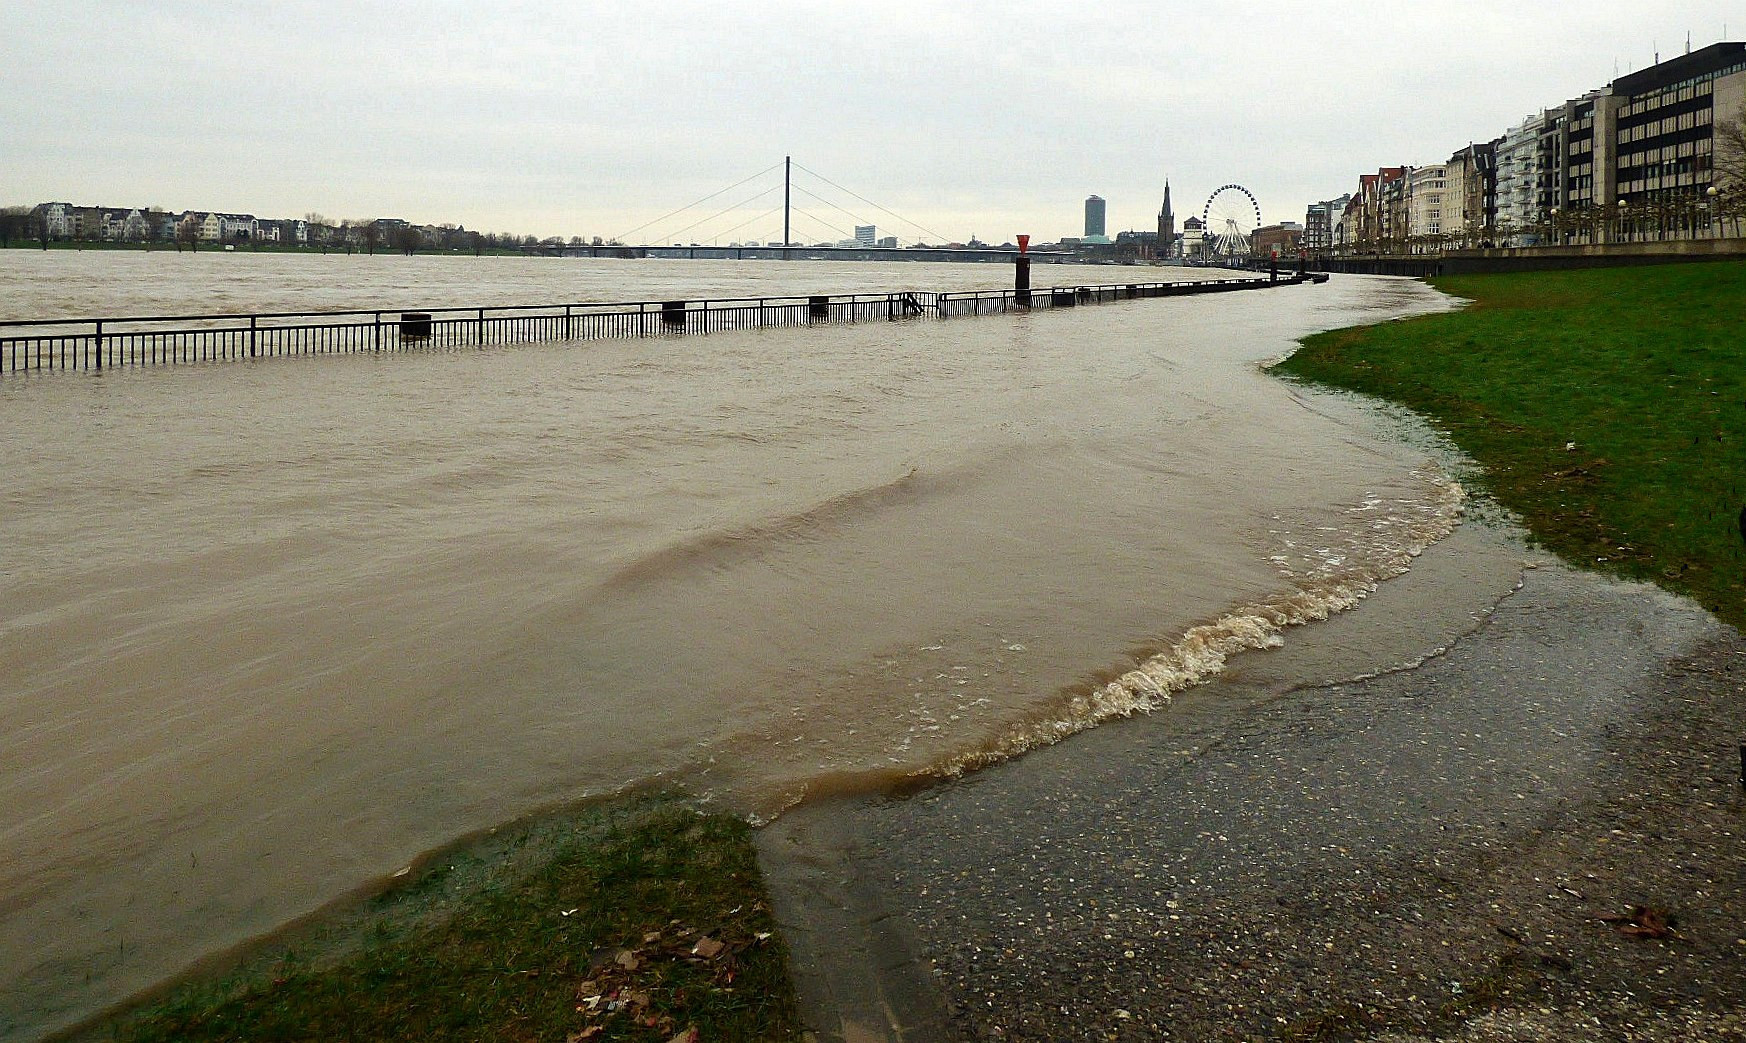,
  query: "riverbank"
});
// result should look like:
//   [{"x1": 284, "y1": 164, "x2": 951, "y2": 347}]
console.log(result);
[
  {"x1": 1278, "y1": 262, "x2": 1746, "y2": 632},
  {"x1": 755, "y1": 264, "x2": 1746, "y2": 1040},
  {"x1": 765, "y1": 559, "x2": 1745, "y2": 1042},
  {"x1": 67, "y1": 796, "x2": 800, "y2": 1043}
]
